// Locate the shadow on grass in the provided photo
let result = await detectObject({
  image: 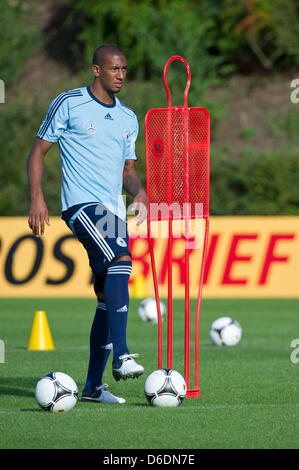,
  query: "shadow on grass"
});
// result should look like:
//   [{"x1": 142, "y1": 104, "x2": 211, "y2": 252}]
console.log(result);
[
  {"x1": 21, "y1": 408, "x2": 42, "y2": 412},
  {"x1": 132, "y1": 403, "x2": 150, "y2": 407},
  {"x1": 0, "y1": 377, "x2": 39, "y2": 398}
]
